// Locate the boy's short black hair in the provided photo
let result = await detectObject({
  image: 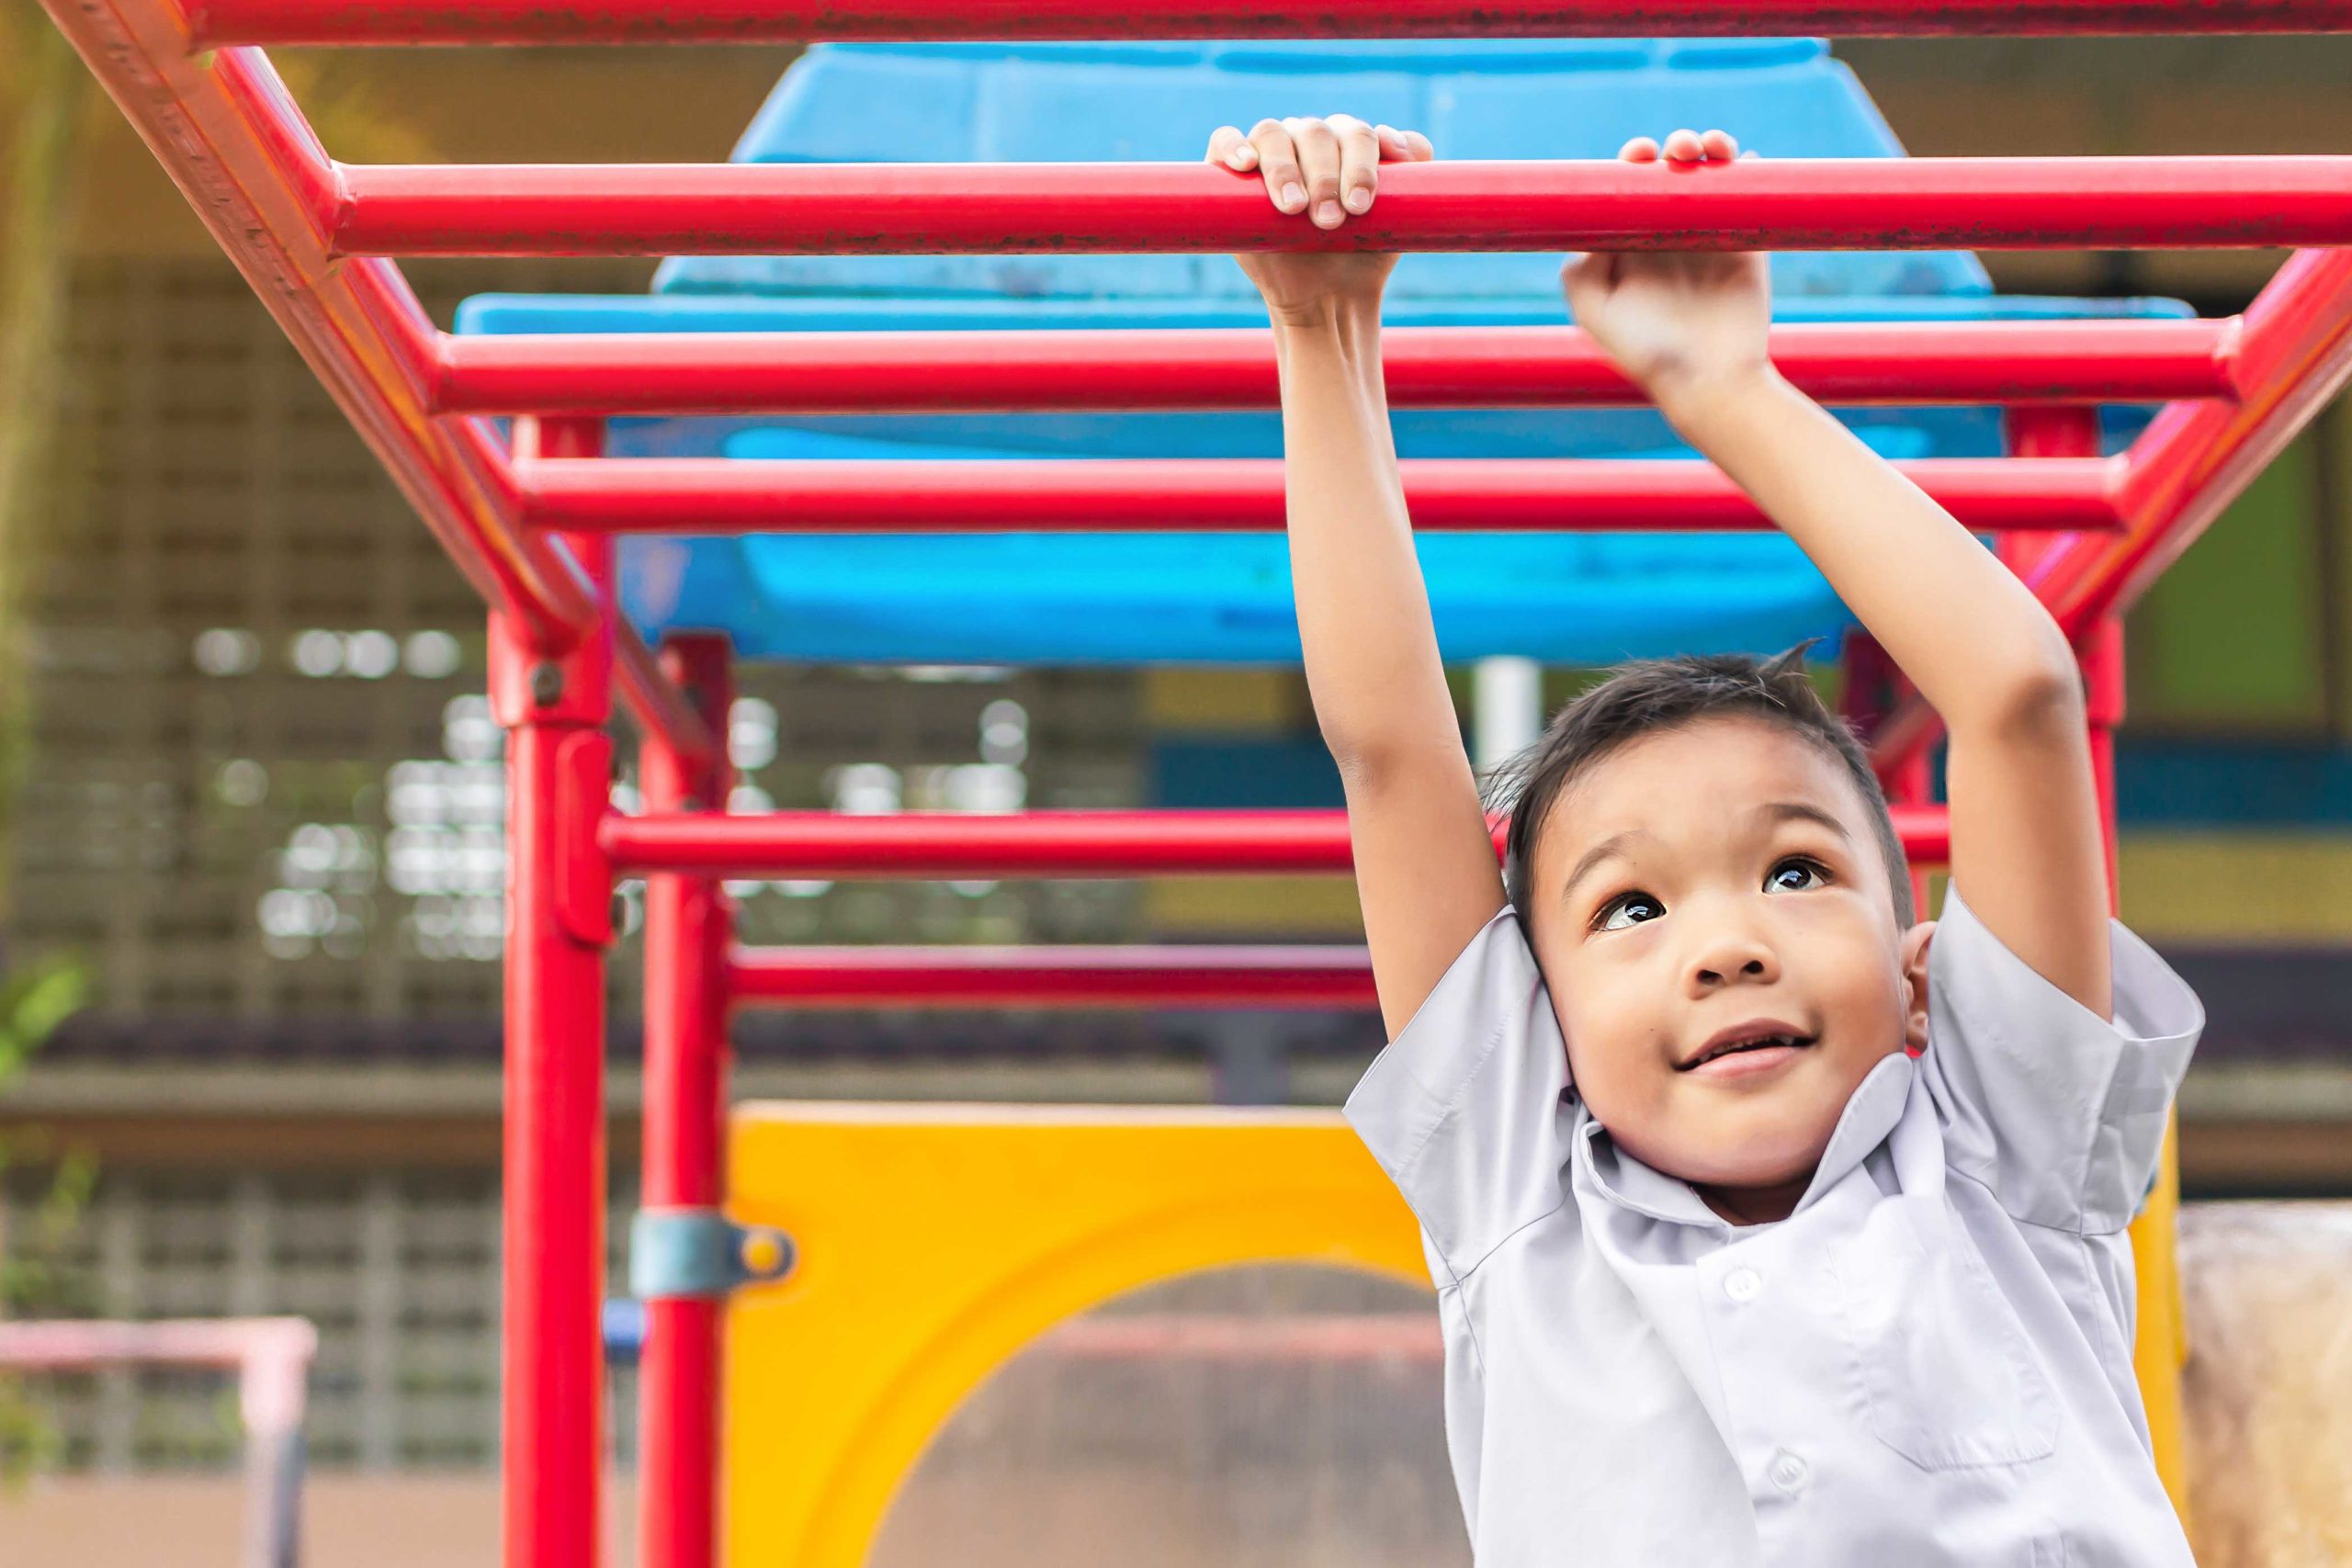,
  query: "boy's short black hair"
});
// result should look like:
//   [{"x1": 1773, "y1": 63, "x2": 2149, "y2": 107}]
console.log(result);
[{"x1": 1485, "y1": 644, "x2": 1916, "y2": 936}]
